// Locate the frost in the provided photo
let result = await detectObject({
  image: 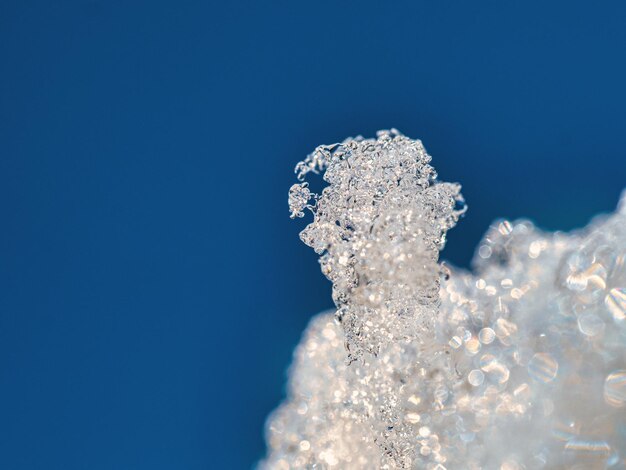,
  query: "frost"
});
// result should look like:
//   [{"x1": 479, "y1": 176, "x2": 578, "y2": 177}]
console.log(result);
[
  {"x1": 263, "y1": 131, "x2": 626, "y2": 469},
  {"x1": 288, "y1": 183, "x2": 312, "y2": 219},
  {"x1": 288, "y1": 129, "x2": 466, "y2": 361}
]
